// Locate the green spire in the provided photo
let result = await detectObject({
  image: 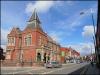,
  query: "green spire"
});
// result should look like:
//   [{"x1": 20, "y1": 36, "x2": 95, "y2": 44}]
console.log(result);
[{"x1": 28, "y1": 9, "x2": 41, "y2": 24}]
